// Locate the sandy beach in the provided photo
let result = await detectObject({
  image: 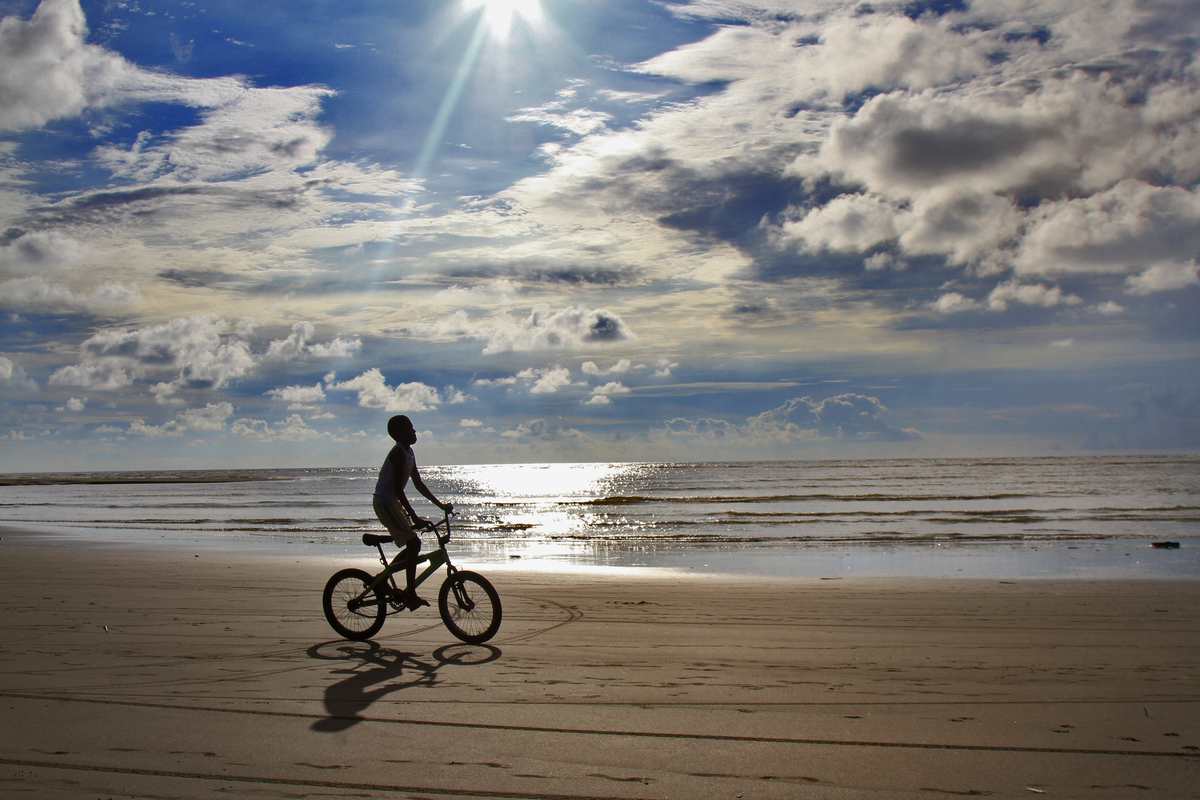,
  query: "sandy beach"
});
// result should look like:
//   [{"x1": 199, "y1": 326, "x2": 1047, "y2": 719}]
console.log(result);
[{"x1": 1, "y1": 529, "x2": 1198, "y2": 799}]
